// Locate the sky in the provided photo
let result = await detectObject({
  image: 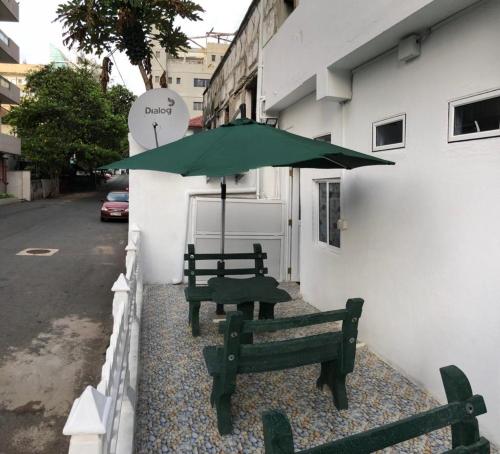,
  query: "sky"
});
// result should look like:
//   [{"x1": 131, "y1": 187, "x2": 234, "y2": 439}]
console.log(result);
[{"x1": 1, "y1": 0, "x2": 253, "y2": 95}]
